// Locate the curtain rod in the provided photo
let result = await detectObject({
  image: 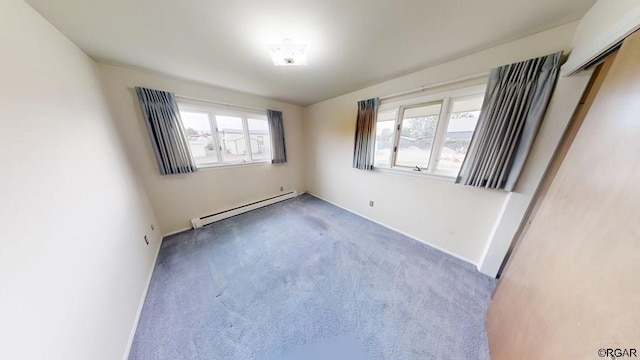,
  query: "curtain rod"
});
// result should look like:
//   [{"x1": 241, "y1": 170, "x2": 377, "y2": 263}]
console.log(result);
[
  {"x1": 175, "y1": 95, "x2": 267, "y2": 113},
  {"x1": 378, "y1": 72, "x2": 490, "y2": 101}
]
